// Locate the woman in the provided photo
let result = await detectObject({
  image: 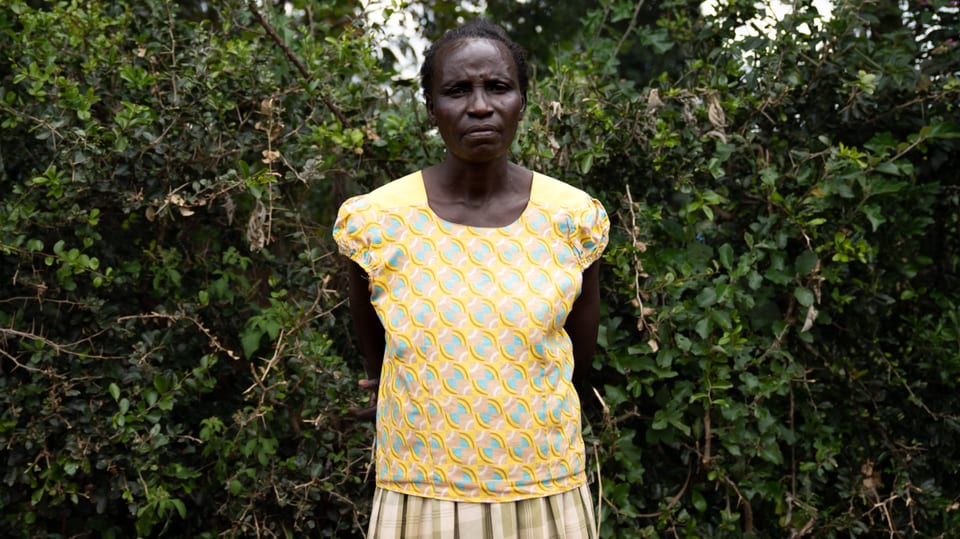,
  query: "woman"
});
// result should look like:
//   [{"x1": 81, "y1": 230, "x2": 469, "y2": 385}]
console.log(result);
[{"x1": 334, "y1": 19, "x2": 609, "y2": 539}]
